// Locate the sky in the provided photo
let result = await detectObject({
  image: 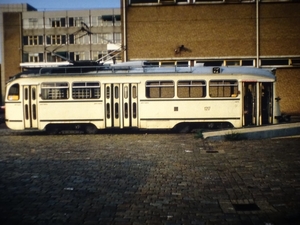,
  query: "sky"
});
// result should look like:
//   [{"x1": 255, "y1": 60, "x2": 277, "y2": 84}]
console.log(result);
[{"x1": 0, "y1": 0, "x2": 121, "y2": 10}]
